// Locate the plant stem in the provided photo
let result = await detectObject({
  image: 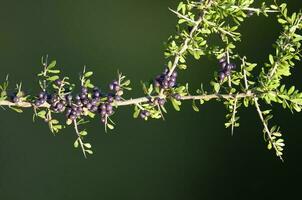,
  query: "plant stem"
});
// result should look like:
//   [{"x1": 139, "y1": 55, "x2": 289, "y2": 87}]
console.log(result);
[
  {"x1": 254, "y1": 98, "x2": 283, "y2": 161},
  {"x1": 0, "y1": 92, "x2": 256, "y2": 108},
  {"x1": 73, "y1": 120, "x2": 87, "y2": 158}
]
